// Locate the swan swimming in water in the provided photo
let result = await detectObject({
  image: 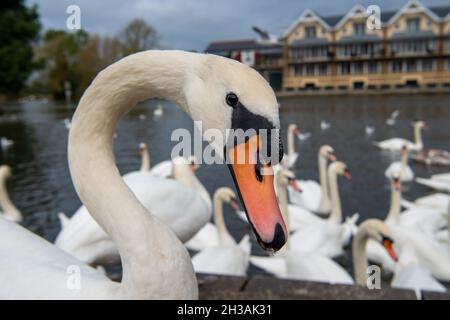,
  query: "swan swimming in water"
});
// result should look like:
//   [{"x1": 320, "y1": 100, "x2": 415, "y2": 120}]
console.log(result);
[
  {"x1": 375, "y1": 120, "x2": 426, "y2": 151},
  {"x1": 0, "y1": 50, "x2": 287, "y2": 299}
]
